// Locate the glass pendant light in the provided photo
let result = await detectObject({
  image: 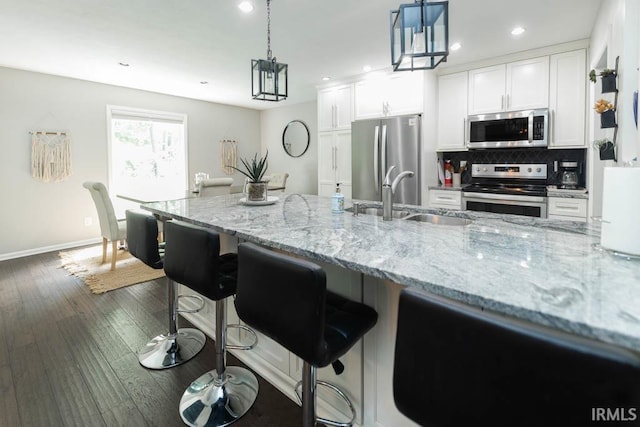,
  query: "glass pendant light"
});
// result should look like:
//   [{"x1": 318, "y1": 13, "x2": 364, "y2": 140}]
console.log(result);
[
  {"x1": 390, "y1": 0, "x2": 449, "y2": 71},
  {"x1": 251, "y1": 0, "x2": 288, "y2": 101}
]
